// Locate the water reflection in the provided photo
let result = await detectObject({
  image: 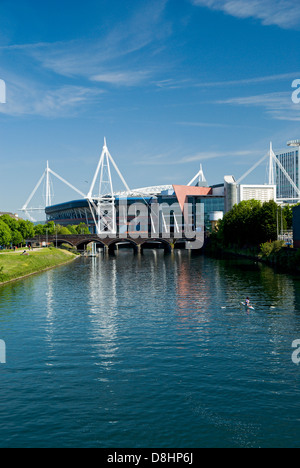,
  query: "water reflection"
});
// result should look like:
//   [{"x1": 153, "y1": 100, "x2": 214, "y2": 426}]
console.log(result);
[
  {"x1": 45, "y1": 270, "x2": 55, "y2": 356},
  {"x1": 88, "y1": 257, "x2": 119, "y2": 370},
  {"x1": 2, "y1": 252, "x2": 300, "y2": 448},
  {"x1": 175, "y1": 255, "x2": 212, "y2": 326}
]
